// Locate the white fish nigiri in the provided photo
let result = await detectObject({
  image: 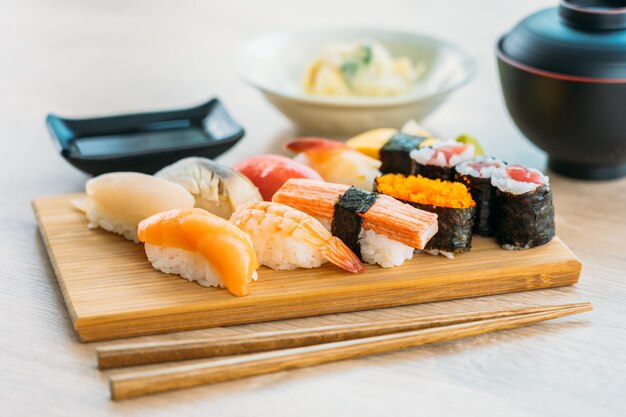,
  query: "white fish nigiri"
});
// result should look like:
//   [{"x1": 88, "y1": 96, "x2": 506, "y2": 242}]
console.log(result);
[
  {"x1": 83, "y1": 172, "x2": 195, "y2": 242},
  {"x1": 155, "y1": 157, "x2": 262, "y2": 219}
]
